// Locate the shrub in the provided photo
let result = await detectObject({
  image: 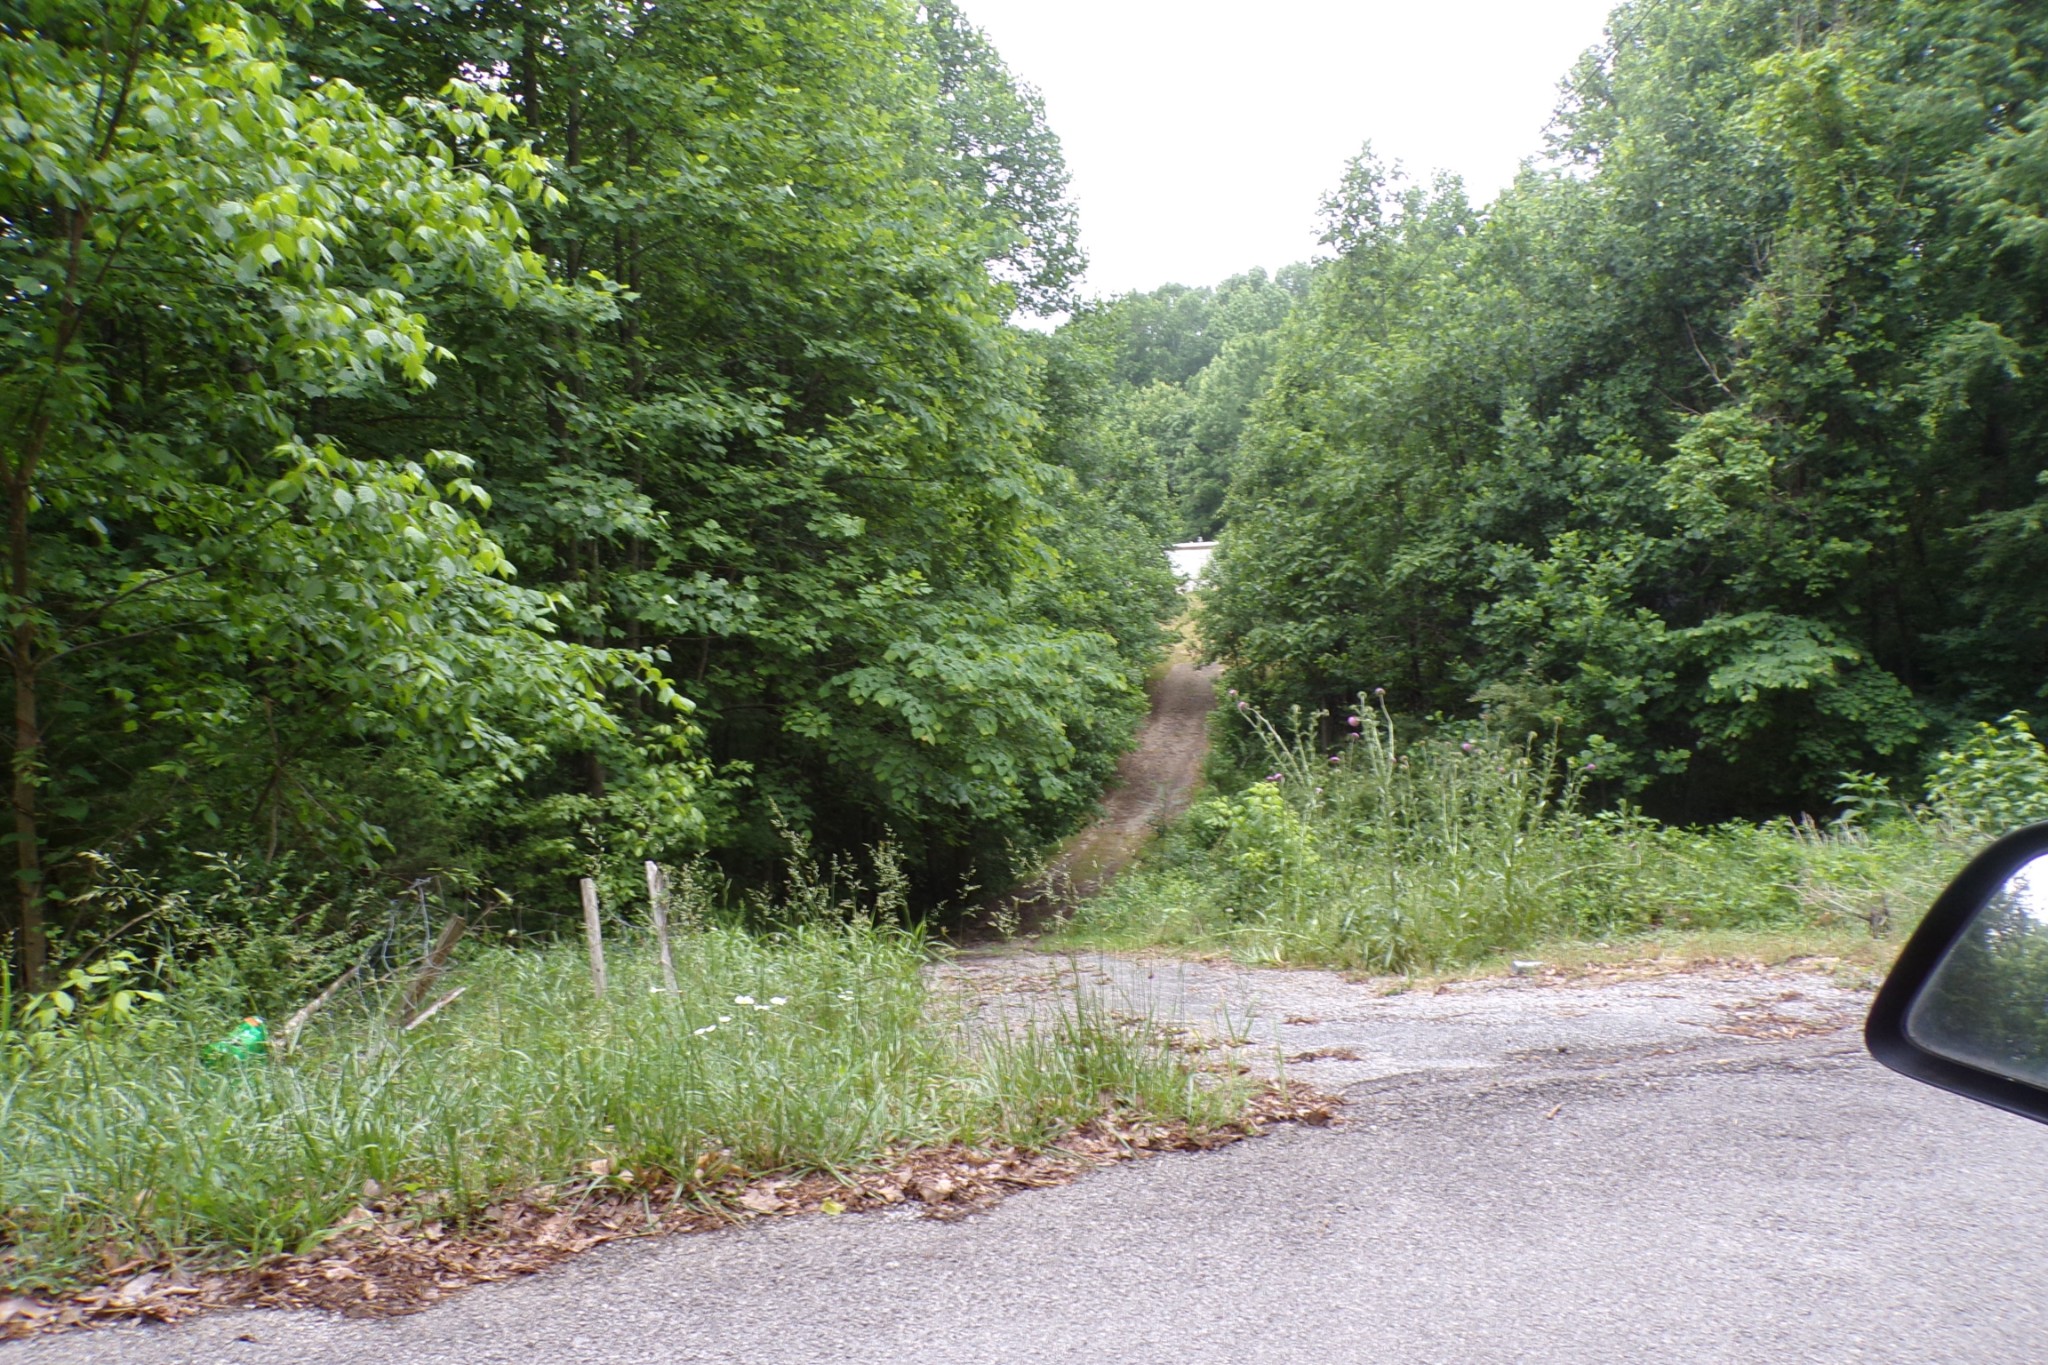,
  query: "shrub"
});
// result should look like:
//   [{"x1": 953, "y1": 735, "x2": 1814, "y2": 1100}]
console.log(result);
[{"x1": 1924, "y1": 712, "x2": 2048, "y2": 833}]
